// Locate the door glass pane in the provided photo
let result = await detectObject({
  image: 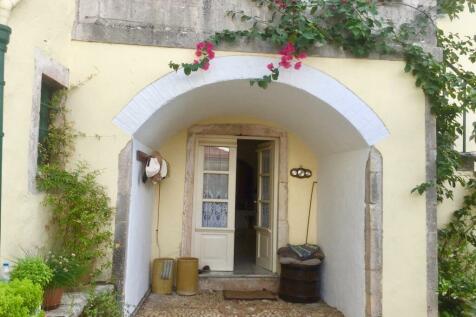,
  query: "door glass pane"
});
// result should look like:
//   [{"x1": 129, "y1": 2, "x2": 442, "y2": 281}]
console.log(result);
[
  {"x1": 261, "y1": 176, "x2": 270, "y2": 200},
  {"x1": 202, "y1": 202, "x2": 228, "y2": 228},
  {"x1": 204, "y1": 146, "x2": 229, "y2": 171},
  {"x1": 203, "y1": 174, "x2": 228, "y2": 199},
  {"x1": 261, "y1": 203, "x2": 270, "y2": 228},
  {"x1": 262, "y1": 150, "x2": 270, "y2": 173}
]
